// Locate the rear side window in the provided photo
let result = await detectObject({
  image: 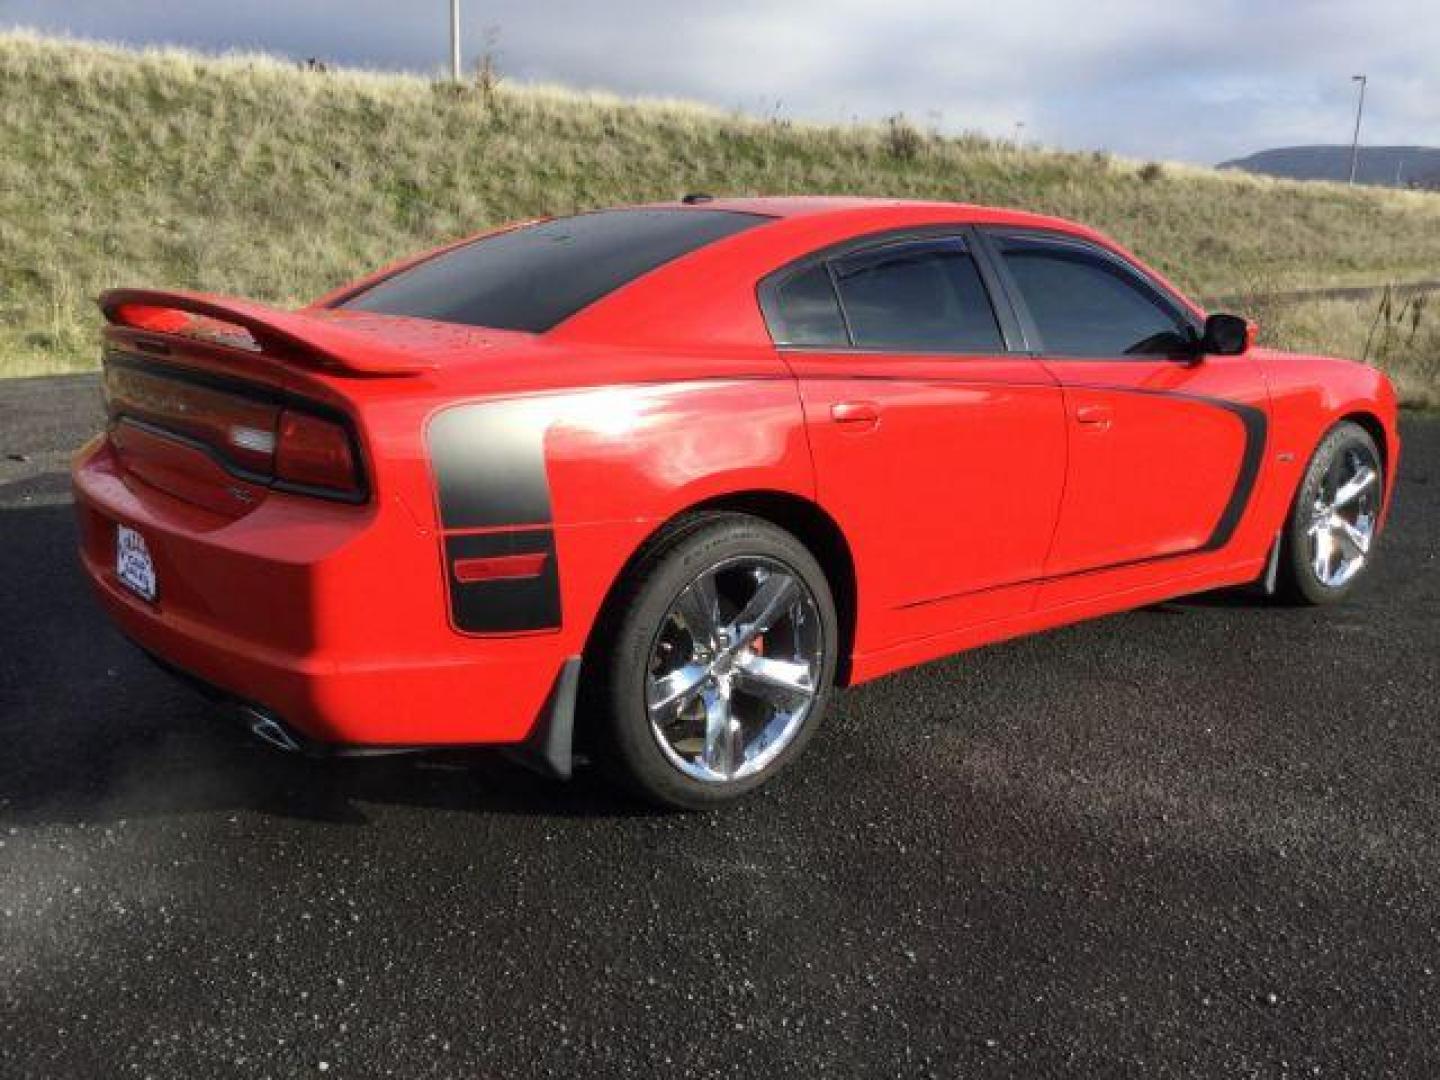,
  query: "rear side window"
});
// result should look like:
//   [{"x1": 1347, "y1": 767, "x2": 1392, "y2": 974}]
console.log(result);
[
  {"x1": 768, "y1": 264, "x2": 848, "y2": 347},
  {"x1": 831, "y1": 239, "x2": 1003, "y2": 352},
  {"x1": 994, "y1": 233, "x2": 1192, "y2": 357},
  {"x1": 339, "y1": 208, "x2": 770, "y2": 333}
]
